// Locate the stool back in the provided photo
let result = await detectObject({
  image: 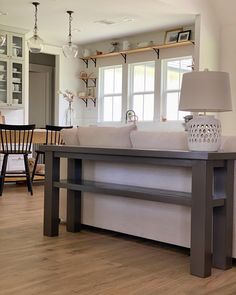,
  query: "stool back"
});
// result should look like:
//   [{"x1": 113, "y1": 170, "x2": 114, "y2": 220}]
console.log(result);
[
  {"x1": 0, "y1": 124, "x2": 35, "y2": 154},
  {"x1": 45, "y1": 125, "x2": 72, "y2": 145}
]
